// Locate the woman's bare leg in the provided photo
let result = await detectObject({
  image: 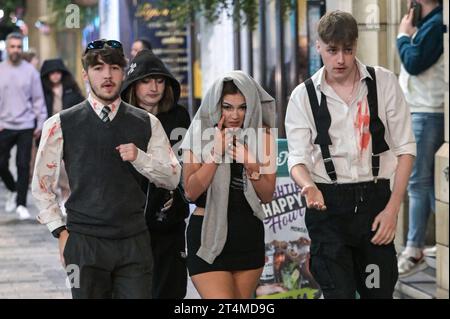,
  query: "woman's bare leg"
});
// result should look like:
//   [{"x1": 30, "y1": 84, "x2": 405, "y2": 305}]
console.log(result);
[
  {"x1": 191, "y1": 271, "x2": 235, "y2": 299},
  {"x1": 232, "y1": 267, "x2": 264, "y2": 299}
]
